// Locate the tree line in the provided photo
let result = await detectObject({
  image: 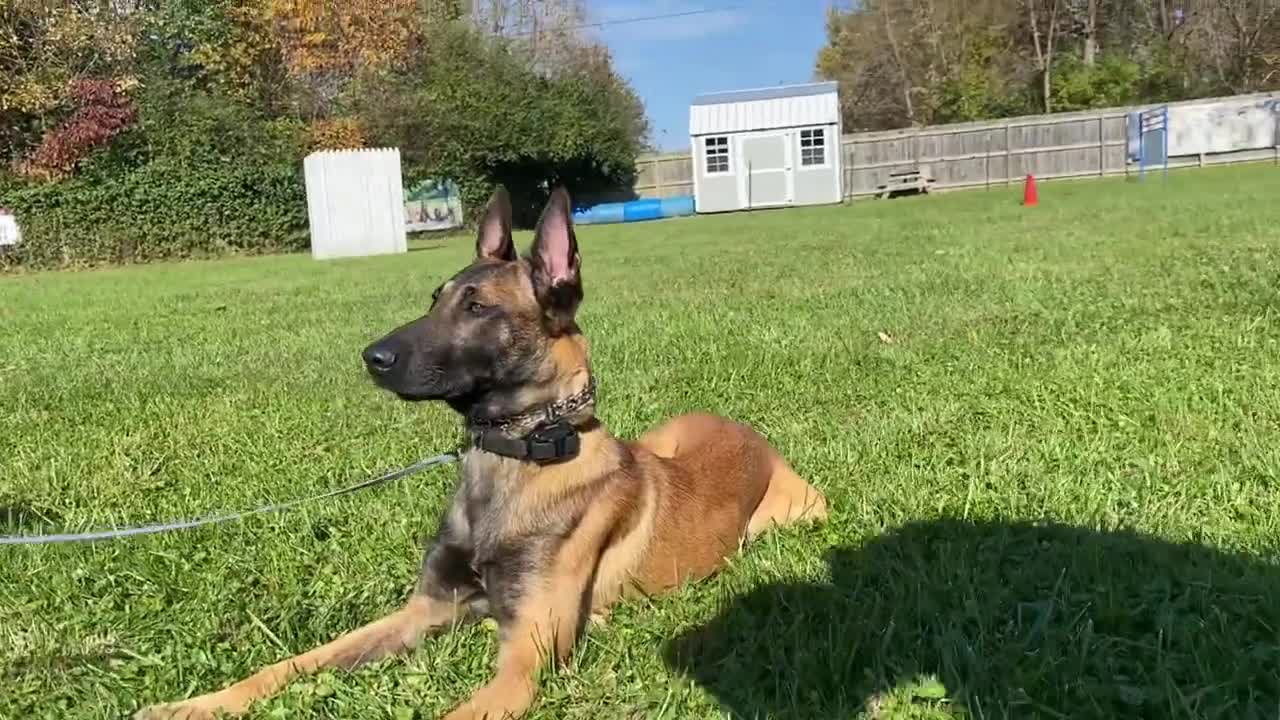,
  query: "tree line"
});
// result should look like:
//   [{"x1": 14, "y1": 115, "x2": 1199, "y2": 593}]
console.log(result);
[
  {"x1": 817, "y1": 0, "x2": 1280, "y2": 131},
  {"x1": 0, "y1": 0, "x2": 648, "y2": 267}
]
